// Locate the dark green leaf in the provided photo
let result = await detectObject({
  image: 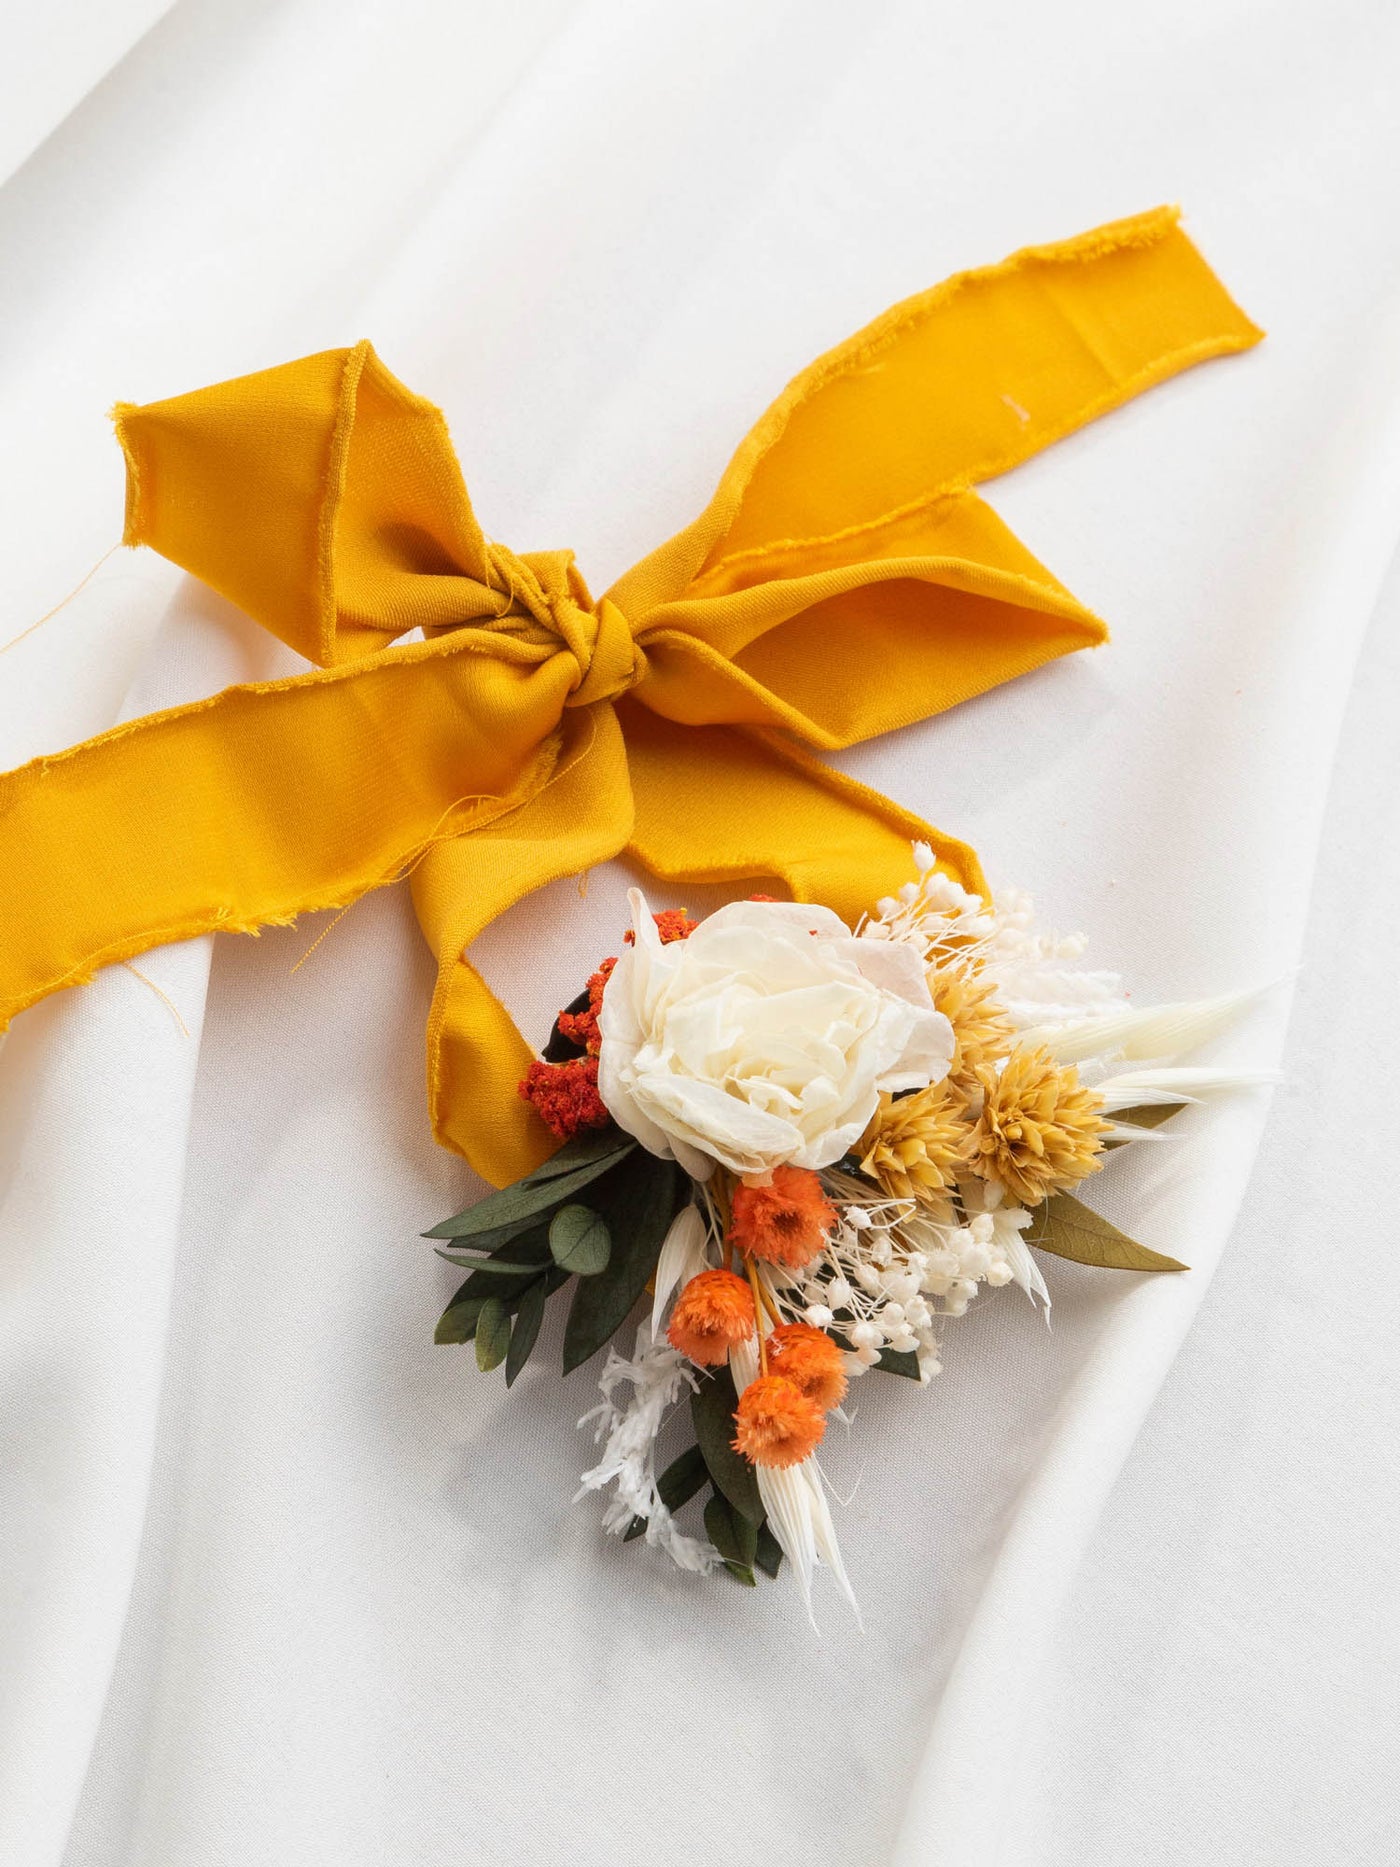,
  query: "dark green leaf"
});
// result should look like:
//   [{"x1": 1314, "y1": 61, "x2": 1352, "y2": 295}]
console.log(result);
[
  {"x1": 691, "y1": 1367, "x2": 763, "y2": 1526},
  {"x1": 474, "y1": 1298, "x2": 511, "y2": 1371},
  {"x1": 875, "y1": 1345, "x2": 921, "y2": 1381},
  {"x1": 431, "y1": 1209, "x2": 556, "y2": 1254},
  {"x1": 423, "y1": 1145, "x2": 635, "y2": 1240},
  {"x1": 504, "y1": 1276, "x2": 549, "y2": 1388},
  {"x1": 722, "y1": 1561, "x2": 758, "y2": 1586},
  {"x1": 549, "y1": 1204, "x2": 612, "y2": 1277},
  {"x1": 433, "y1": 1250, "x2": 544, "y2": 1277},
  {"x1": 623, "y1": 1514, "x2": 646, "y2": 1543},
  {"x1": 434, "y1": 1289, "x2": 486, "y2": 1346},
  {"x1": 562, "y1": 1154, "x2": 681, "y2": 1373},
  {"x1": 1035, "y1": 1192, "x2": 1188, "y2": 1273},
  {"x1": 704, "y1": 1490, "x2": 758, "y2": 1569},
  {"x1": 755, "y1": 1522, "x2": 784, "y2": 1579},
  {"x1": 656, "y1": 1443, "x2": 709, "y2": 1513},
  {"x1": 522, "y1": 1128, "x2": 636, "y2": 1181}
]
